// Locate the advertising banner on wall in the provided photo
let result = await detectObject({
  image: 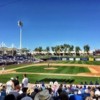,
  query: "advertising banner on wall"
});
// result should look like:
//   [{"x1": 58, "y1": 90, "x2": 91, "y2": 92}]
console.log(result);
[
  {"x1": 69, "y1": 58, "x2": 74, "y2": 61},
  {"x1": 89, "y1": 57, "x2": 94, "y2": 61},
  {"x1": 75, "y1": 58, "x2": 80, "y2": 61},
  {"x1": 95, "y1": 58, "x2": 100, "y2": 61},
  {"x1": 81, "y1": 58, "x2": 88, "y2": 61},
  {"x1": 62, "y1": 58, "x2": 66, "y2": 61}
]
